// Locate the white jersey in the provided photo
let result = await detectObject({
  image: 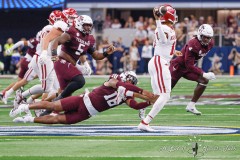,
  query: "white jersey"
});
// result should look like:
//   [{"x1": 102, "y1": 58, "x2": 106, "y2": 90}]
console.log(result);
[
  {"x1": 153, "y1": 20, "x2": 176, "y2": 63},
  {"x1": 53, "y1": 20, "x2": 68, "y2": 32},
  {"x1": 36, "y1": 21, "x2": 68, "y2": 56},
  {"x1": 36, "y1": 25, "x2": 53, "y2": 55}
]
